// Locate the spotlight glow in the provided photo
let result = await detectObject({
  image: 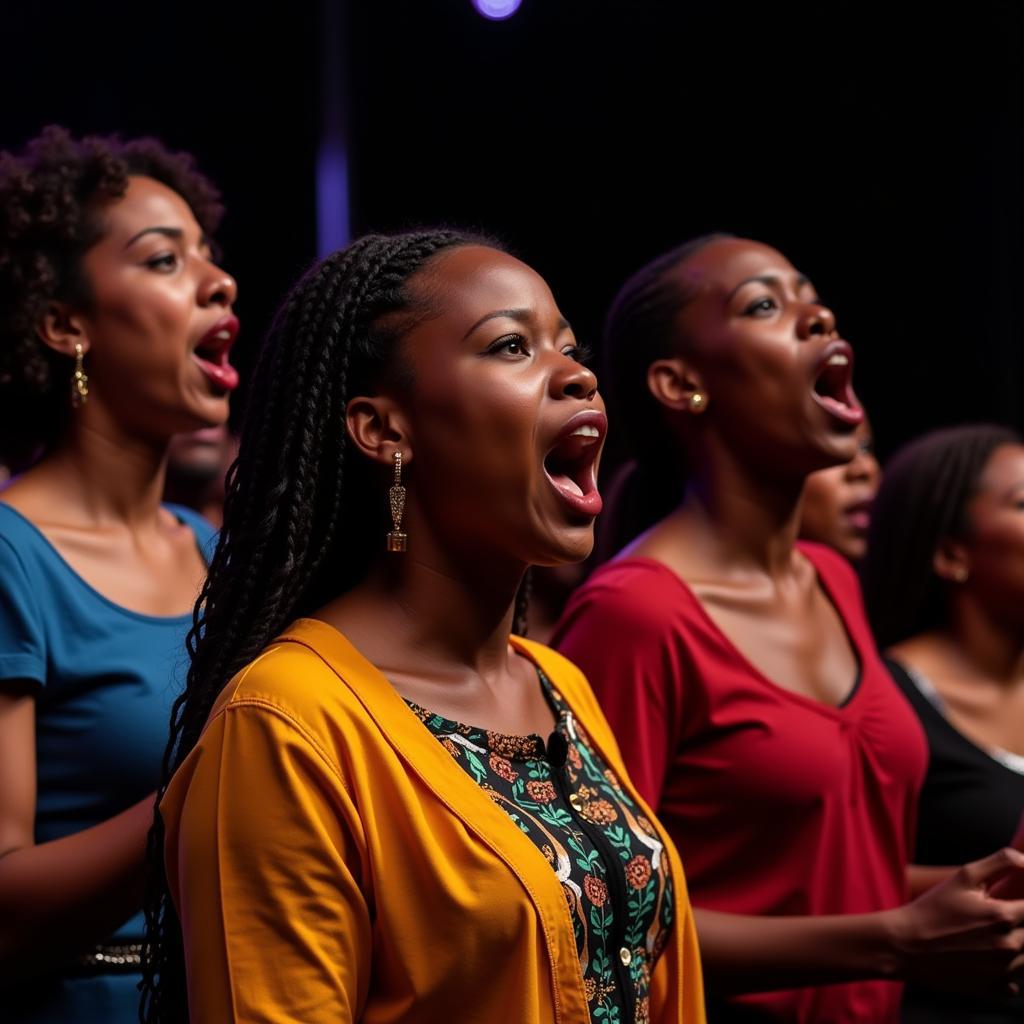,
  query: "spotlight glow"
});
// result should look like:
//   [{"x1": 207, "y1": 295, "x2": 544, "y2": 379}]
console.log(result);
[{"x1": 473, "y1": 0, "x2": 522, "y2": 20}]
